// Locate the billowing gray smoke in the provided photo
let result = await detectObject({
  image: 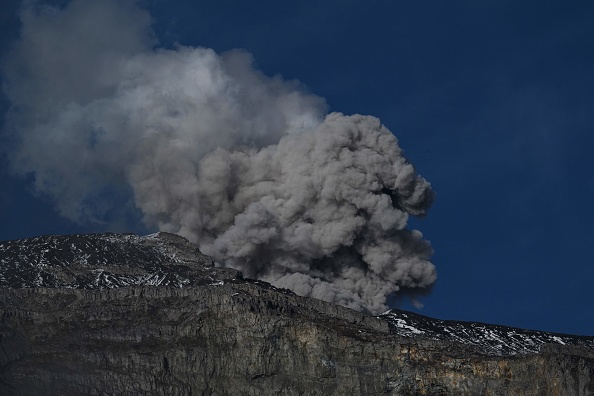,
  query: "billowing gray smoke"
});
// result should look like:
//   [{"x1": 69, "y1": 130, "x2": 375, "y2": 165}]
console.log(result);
[{"x1": 1, "y1": 0, "x2": 435, "y2": 313}]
